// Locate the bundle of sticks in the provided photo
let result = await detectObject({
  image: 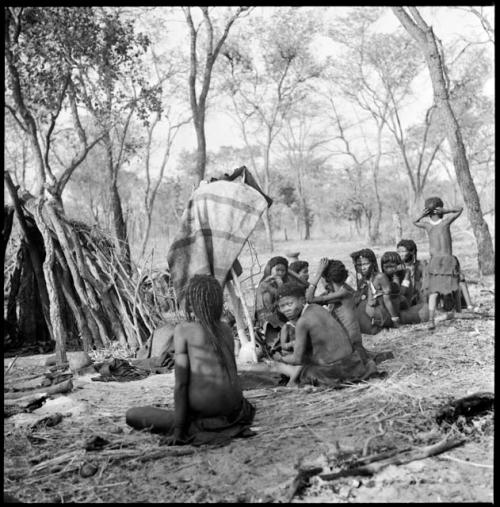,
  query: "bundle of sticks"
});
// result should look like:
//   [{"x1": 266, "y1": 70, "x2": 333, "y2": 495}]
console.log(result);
[{"x1": 5, "y1": 195, "x2": 164, "y2": 361}]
